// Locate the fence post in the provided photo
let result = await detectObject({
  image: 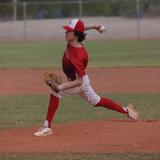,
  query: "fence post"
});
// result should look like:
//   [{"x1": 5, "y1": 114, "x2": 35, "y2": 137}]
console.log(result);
[
  {"x1": 136, "y1": 0, "x2": 141, "y2": 38},
  {"x1": 23, "y1": 2, "x2": 27, "y2": 40},
  {"x1": 78, "y1": 1, "x2": 83, "y2": 17},
  {"x1": 13, "y1": 0, "x2": 17, "y2": 21}
]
